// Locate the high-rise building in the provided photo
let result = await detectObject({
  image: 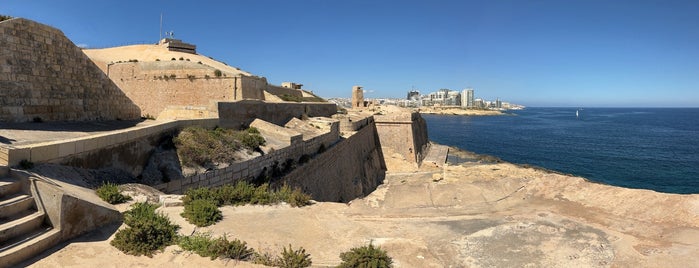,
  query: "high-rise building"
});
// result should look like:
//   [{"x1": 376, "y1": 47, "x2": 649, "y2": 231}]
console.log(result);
[
  {"x1": 407, "y1": 90, "x2": 420, "y2": 100},
  {"x1": 461, "y1": 88, "x2": 474, "y2": 108}
]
